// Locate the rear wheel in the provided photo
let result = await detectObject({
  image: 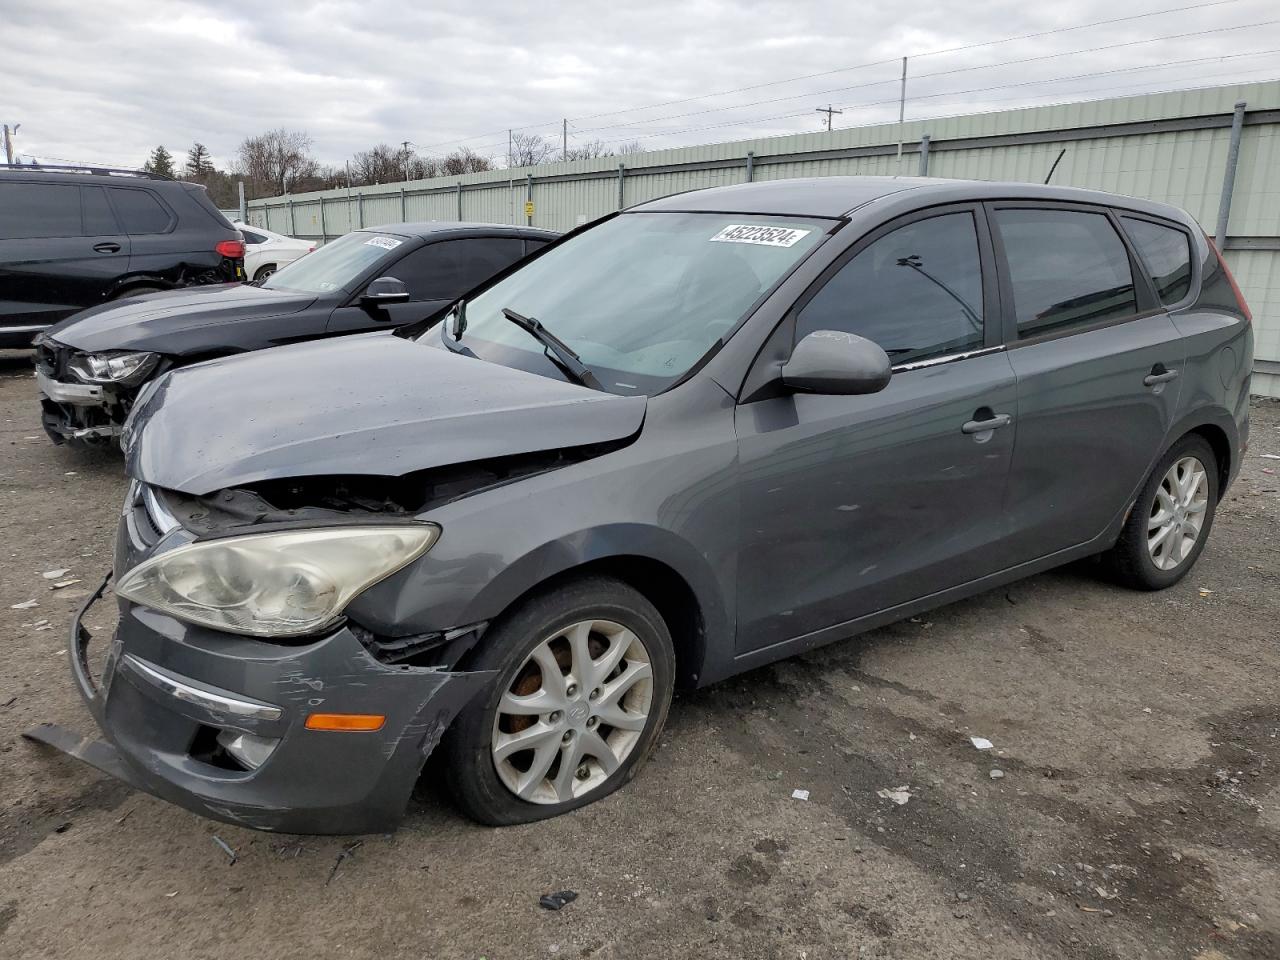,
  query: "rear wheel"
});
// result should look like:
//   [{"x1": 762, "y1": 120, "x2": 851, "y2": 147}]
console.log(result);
[
  {"x1": 443, "y1": 577, "x2": 675, "y2": 825},
  {"x1": 253, "y1": 264, "x2": 277, "y2": 283},
  {"x1": 1104, "y1": 434, "x2": 1218, "y2": 590}
]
